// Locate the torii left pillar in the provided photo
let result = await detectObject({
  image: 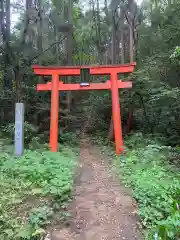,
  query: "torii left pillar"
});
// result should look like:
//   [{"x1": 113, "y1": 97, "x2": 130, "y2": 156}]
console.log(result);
[{"x1": 50, "y1": 74, "x2": 59, "y2": 152}]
